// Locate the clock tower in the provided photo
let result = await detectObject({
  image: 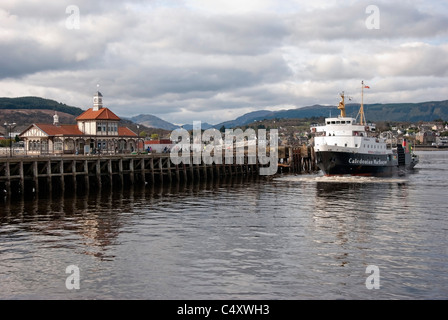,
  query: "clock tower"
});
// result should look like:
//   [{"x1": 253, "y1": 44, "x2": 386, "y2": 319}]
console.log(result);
[{"x1": 93, "y1": 91, "x2": 103, "y2": 111}]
